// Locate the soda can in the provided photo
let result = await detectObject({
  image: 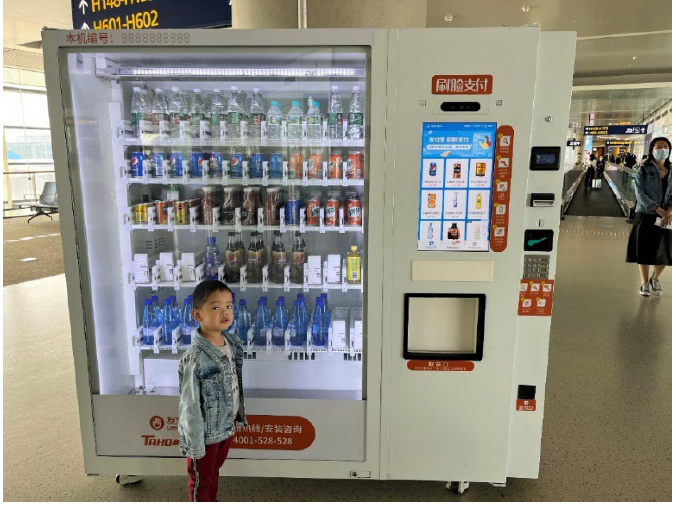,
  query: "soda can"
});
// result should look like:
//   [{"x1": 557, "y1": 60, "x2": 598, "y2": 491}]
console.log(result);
[
  {"x1": 308, "y1": 152, "x2": 323, "y2": 179},
  {"x1": 210, "y1": 153, "x2": 223, "y2": 178},
  {"x1": 130, "y1": 151, "x2": 144, "y2": 177},
  {"x1": 285, "y1": 194, "x2": 302, "y2": 225},
  {"x1": 156, "y1": 201, "x2": 173, "y2": 225},
  {"x1": 345, "y1": 192, "x2": 362, "y2": 226},
  {"x1": 152, "y1": 152, "x2": 165, "y2": 178},
  {"x1": 170, "y1": 152, "x2": 184, "y2": 177},
  {"x1": 269, "y1": 153, "x2": 283, "y2": 179},
  {"x1": 347, "y1": 151, "x2": 364, "y2": 179},
  {"x1": 230, "y1": 153, "x2": 243, "y2": 178},
  {"x1": 174, "y1": 200, "x2": 189, "y2": 225},
  {"x1": 191, "y1": 152, "x2": 205, "y2": 177},
  {"x1": 132, "y1": 203, "x2": 151, "y2": 224},
  {"x1": 325, "y1": 194, "x2": 340, "y2": 226},
  {"x1": 289, "y1": 151, "x2": 303, "y2": 179},
  {"x1": 329, "y1": 152, "x2": 343, "y2": 179},
  {"x1": 306, "y1": 193, "x2": 321, "y2": 225},
  {"x1": 250, "y1": 153, "x2": 264, "y2": 178}
]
